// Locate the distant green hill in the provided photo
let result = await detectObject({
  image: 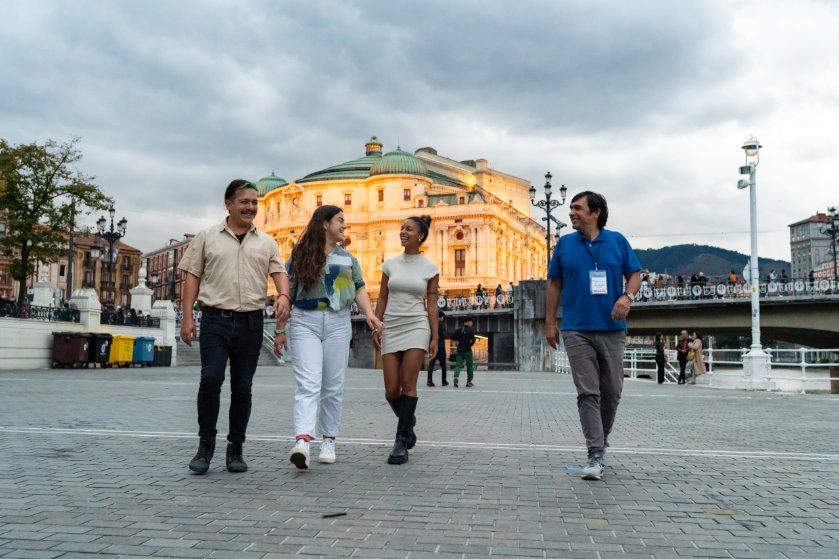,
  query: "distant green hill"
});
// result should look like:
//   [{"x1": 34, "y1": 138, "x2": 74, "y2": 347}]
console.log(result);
[{"x1": 634, "y1": 244, "x2": 790, "y2": 280}]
